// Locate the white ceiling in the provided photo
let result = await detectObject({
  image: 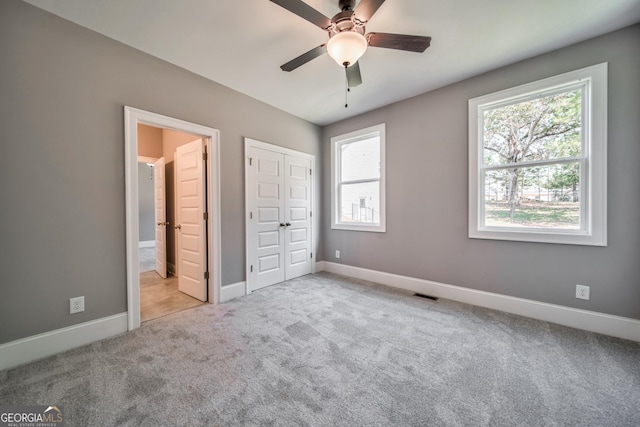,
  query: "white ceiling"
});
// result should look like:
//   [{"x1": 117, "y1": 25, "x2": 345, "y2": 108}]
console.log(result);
[{"x1": 23, "y1": 0, "x2": 640, "y2": 125}]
